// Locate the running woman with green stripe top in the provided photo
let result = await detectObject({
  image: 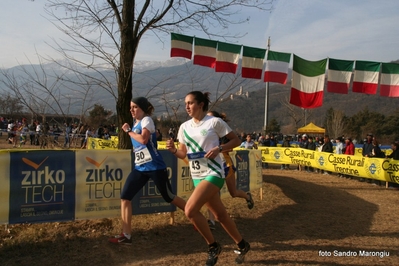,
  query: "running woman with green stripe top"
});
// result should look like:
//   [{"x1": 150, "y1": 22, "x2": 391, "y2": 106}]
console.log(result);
[{"x1": 166, "y1": 91, "x2": 250, "y2": 266}]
